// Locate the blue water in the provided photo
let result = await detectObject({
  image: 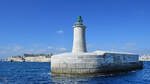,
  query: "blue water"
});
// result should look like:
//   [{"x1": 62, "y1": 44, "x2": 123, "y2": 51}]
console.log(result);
[{"x1": 0, "y1": 62, "x2": 149, "y2": 84}]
